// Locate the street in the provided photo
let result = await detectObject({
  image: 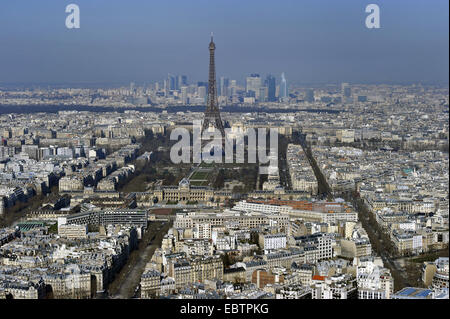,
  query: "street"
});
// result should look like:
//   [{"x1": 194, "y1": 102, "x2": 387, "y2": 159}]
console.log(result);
[{"x1": 107, "y1": 220, "x2": 172, "y2": 299}]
